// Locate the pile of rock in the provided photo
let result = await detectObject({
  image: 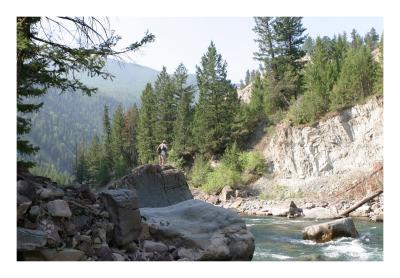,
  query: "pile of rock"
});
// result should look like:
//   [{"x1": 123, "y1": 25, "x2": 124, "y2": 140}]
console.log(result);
[
  {"x1": 17, "y1": 170, "x2": 141, "y2": 261},
  {"x1": 17, "y1": 166, "x2": 255, "y2": 261}
]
